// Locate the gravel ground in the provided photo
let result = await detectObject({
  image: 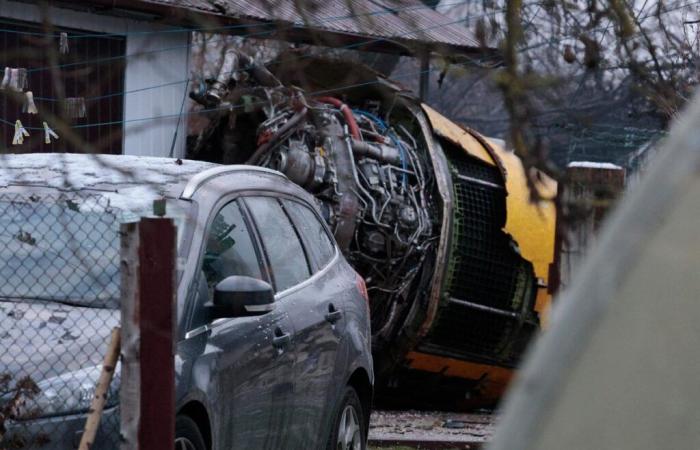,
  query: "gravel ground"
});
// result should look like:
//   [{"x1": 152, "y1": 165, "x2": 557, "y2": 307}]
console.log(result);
[{"x1": 368, "y1": 410, "x2": 496, "y2": 448}]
